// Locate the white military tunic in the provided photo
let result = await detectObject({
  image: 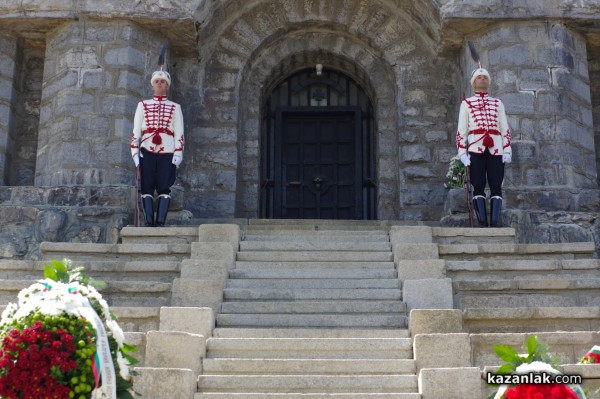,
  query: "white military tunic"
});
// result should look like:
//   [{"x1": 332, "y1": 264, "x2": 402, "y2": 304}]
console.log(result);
[
  {"x1": 130, "y1": 95, "x2": 184, "y2": 159},
  {"x1": 456, "y1": 92, "x2": 512, "y2": 157}
]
